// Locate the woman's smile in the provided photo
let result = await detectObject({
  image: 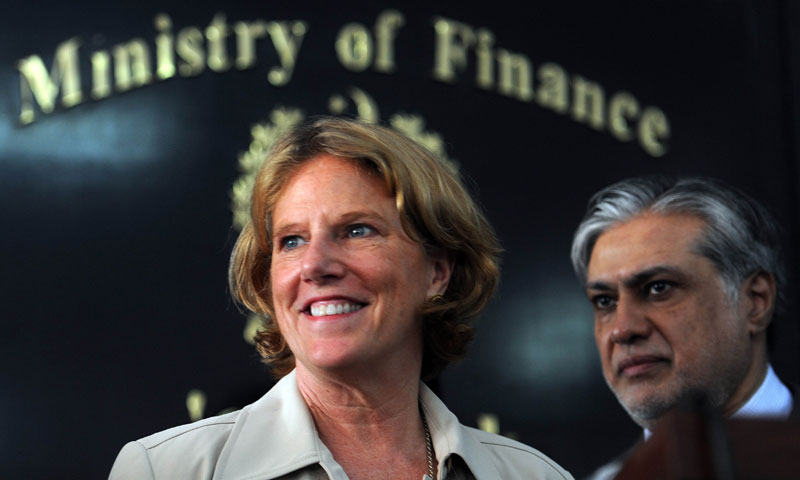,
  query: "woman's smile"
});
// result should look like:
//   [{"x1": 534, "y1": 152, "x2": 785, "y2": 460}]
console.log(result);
[{"x1": 307, "y1": 300, "x2": 366, "y2": 317}]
